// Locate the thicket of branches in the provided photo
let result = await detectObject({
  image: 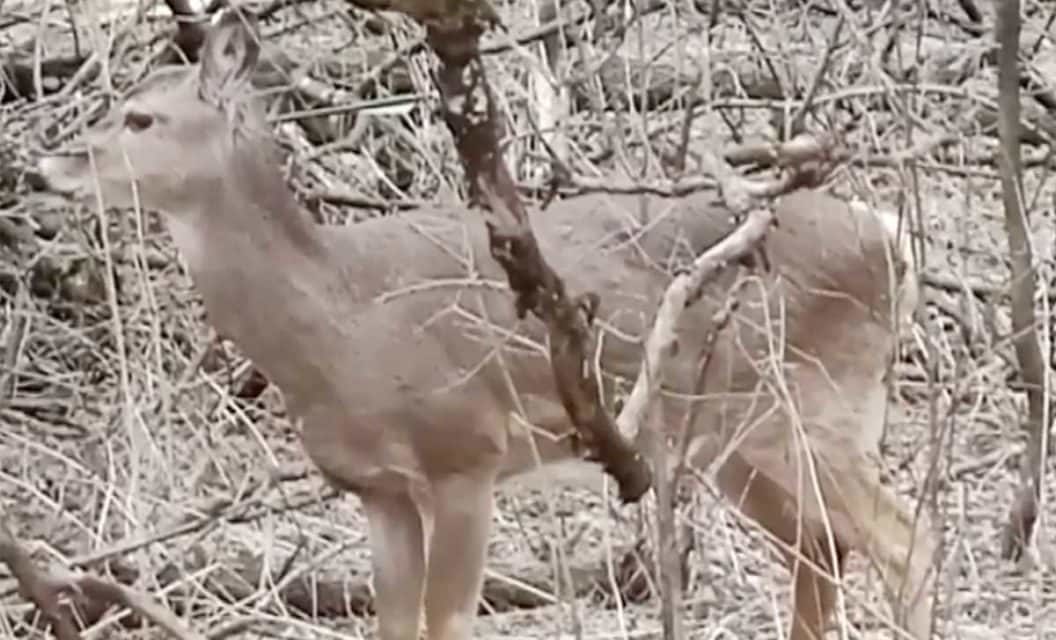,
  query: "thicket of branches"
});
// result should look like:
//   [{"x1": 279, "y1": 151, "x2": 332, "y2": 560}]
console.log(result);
[{"x1": 0, "y1": 0, "x2": 1053, "y2": 638}]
